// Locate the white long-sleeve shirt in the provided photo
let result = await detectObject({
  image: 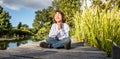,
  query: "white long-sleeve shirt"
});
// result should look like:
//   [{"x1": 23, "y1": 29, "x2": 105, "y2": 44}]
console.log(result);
[{"x1": 49, "y1": 23, "x2": 70, "y2": 40}]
